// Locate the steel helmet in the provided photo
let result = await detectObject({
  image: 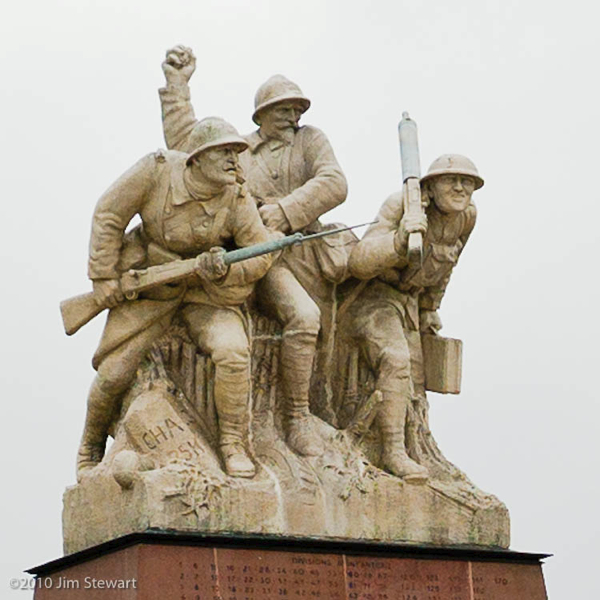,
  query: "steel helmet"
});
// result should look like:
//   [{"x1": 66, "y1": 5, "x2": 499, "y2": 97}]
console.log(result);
[
  {"x1": 421, "y1": 154, "x2": 484, "y2": 189},
  {"x1": 252, "y1": 75, "x2": 311, "y2": 124},
  {"x1": 186, "y1": 117, "x2": 248, "y2": 165}
]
